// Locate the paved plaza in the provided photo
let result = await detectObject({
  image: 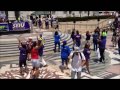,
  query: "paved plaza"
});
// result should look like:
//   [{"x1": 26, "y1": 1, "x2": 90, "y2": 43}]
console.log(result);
[{"x1": 0, "y1": 26, "x2": 120, "y2": 79}]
